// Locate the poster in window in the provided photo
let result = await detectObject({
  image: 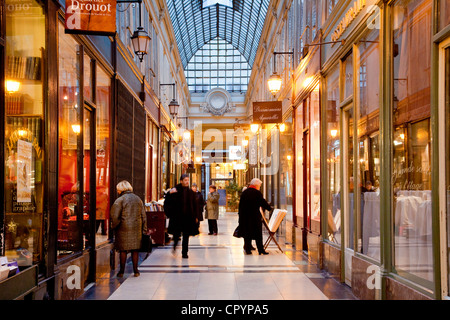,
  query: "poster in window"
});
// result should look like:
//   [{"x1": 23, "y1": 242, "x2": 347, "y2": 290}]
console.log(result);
[
  {"x1": 65, "y1": 0, "x2": 116, "y2": 36},
  {"x1": 17, "y1": 139, "x2": 32, "y2": 203}
]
